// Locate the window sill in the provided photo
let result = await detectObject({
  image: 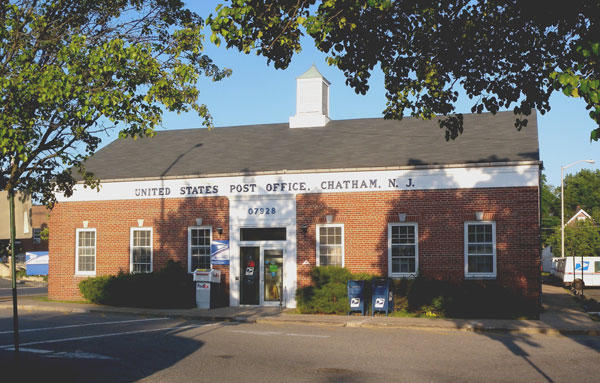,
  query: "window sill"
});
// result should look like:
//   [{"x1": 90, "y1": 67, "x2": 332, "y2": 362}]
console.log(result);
[
  {"x1": 74, "y1": 273, "x2": 96, "y2": 277},
  {"x1": 389, "y1": 273, "x2": 418, "y2": 279},
  {"x1": 464, "y1": 274, "x2": 496, "y2": 280}
]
